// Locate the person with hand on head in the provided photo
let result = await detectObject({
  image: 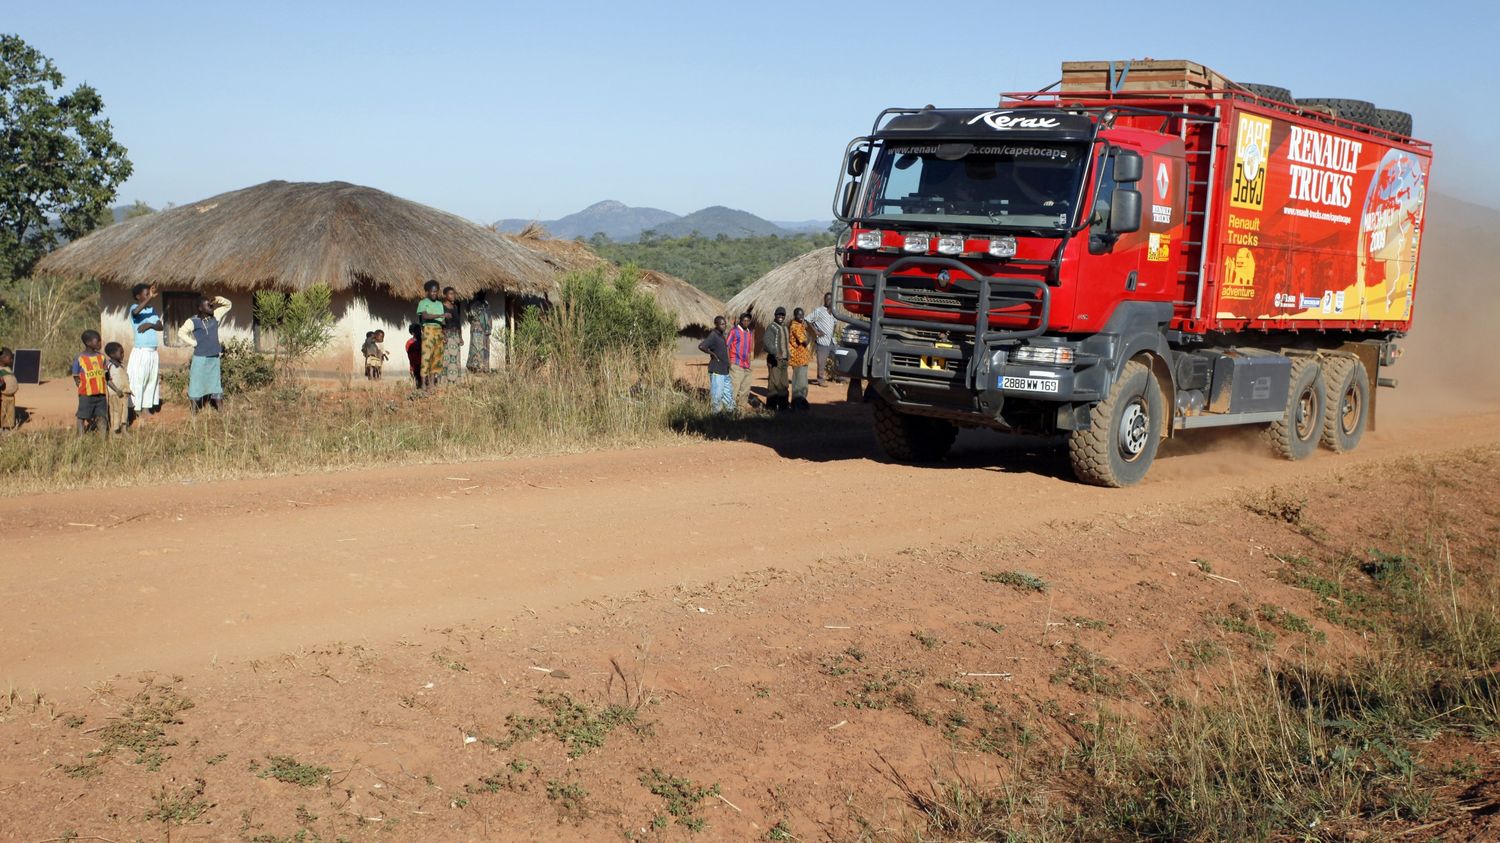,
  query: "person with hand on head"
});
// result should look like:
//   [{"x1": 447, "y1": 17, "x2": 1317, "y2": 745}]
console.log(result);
[
  {"x1": 763, "y1": 307, "x2": 791, "y2": 411},
  {"x1": 127, "y1": 282, "x2": 164, "y2": 416},
  {"x1": 177, "y1": 294, "x2": 232, "y2": 413},
  {"x1": 697, "y1": 315, "x2": 733, "y2": 414}
]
